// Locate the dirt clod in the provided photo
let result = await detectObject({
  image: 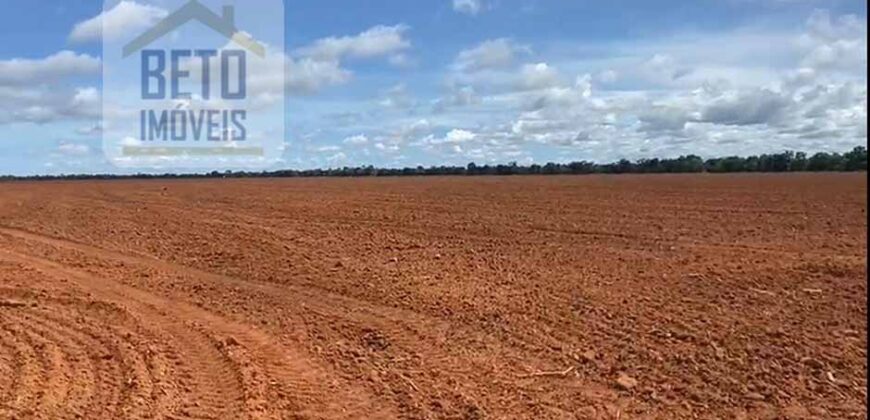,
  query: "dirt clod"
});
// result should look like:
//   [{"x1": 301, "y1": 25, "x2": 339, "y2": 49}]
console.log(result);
[{"x1": 615, "y1": 373, "x2": 638, "y2": 390}]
